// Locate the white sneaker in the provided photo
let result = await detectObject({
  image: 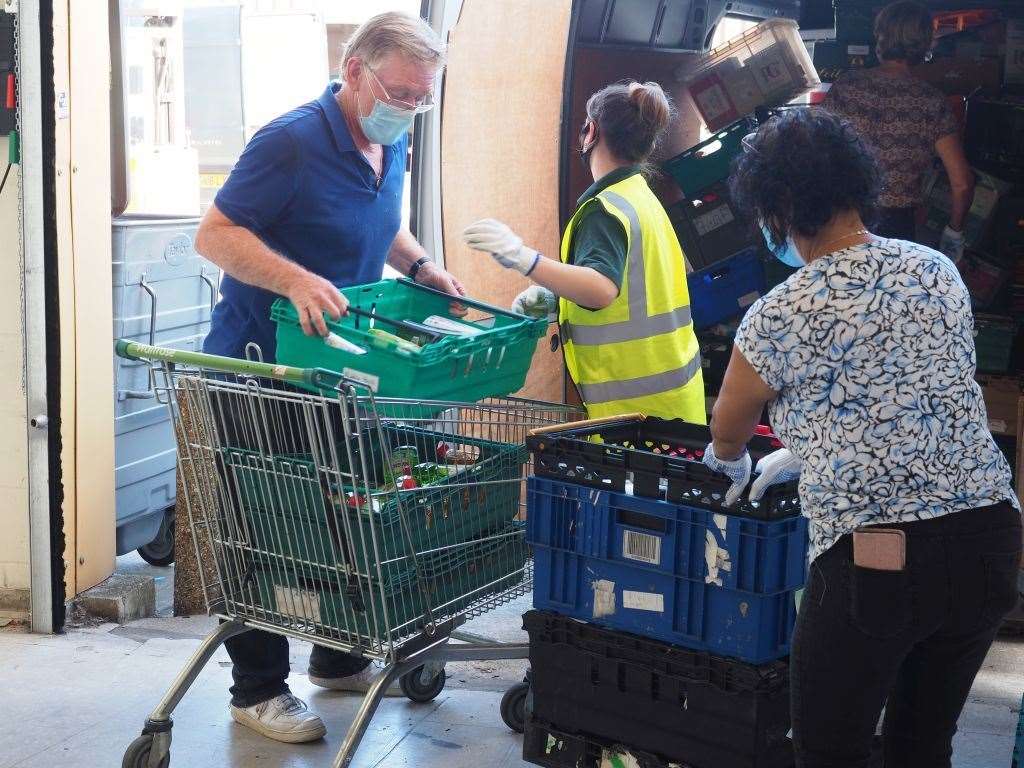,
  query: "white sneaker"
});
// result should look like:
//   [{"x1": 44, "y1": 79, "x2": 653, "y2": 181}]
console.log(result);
[
  {"x1": 308, "y1": 661, "x2": 402, "y2": 696},
  {"x1": 230, "y1": 693, "x2": 327, "y2": 743}
]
